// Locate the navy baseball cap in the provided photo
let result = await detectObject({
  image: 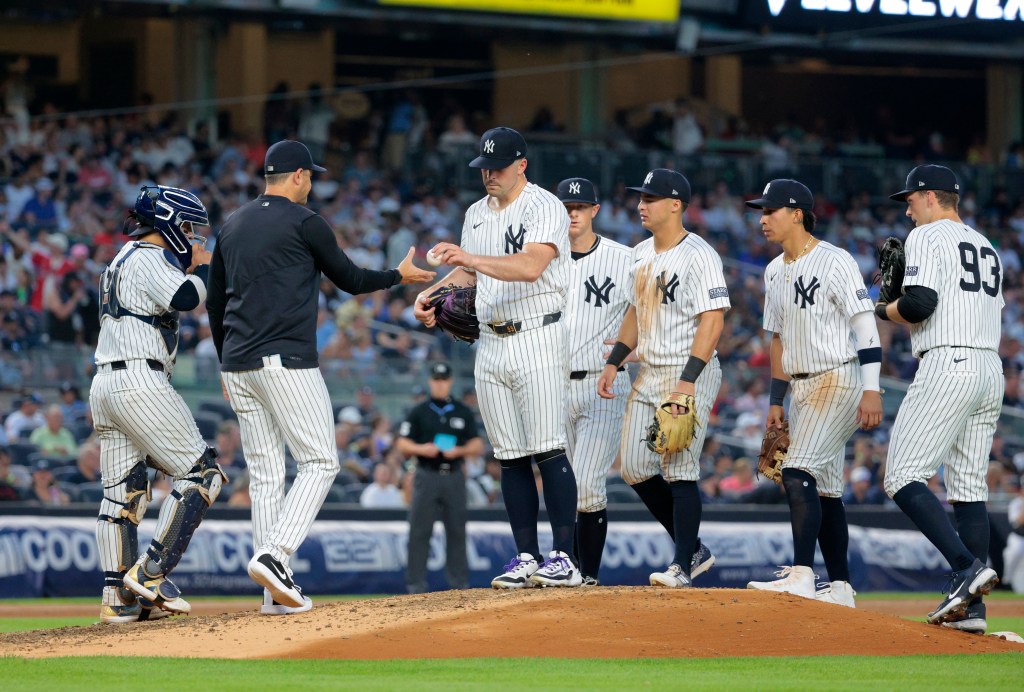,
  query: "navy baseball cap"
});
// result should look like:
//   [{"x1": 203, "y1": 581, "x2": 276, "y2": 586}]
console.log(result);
[
  {"x1": 889, "y1": 164, "x2": 960, "y2": 201},
  {"x1": 264, "y1": 140, "x2": 327, "y2": 174},
  {"x1": 626, "y1": 169, "x2": 691, "y2": 203},
  {"x1": 430, "y1": 362, "x2": 452, "y2": 379},
  {"x1": 556, "y1": 177, "x2": 599, "y2": 205},
  {"x1": 468, "y1": 127, "x2": 527, "y2": 169},
  {"x1": 746, "y1": 179, "x2": 814, "y2": 211}
]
